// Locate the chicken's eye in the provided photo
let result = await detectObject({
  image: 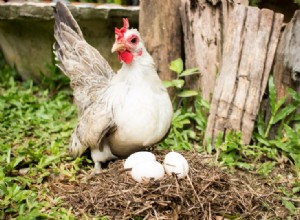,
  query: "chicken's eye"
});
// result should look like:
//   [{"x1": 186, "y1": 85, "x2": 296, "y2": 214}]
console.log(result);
[{"x1": 130, "y1": 37, "x2": 137, "y2": 44}]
